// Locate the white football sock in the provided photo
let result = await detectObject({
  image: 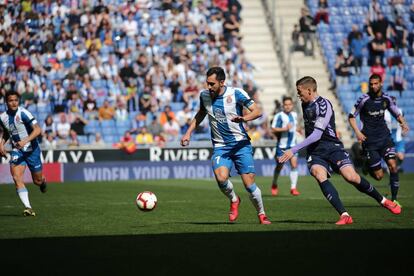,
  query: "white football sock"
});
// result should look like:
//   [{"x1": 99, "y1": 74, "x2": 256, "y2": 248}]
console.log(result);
[
  {"x1": 290, "y1": 169, "x2": 298, "y2": 189},
  {"x1": 17, "y1": 187, "x2": 31, "y2": 209},
  {"x1": 247, "y1": 184, "x2": 265, "y2": 215},
  {"x1": 218, "y1": 179, "x2": 237, "y2": 202}
]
